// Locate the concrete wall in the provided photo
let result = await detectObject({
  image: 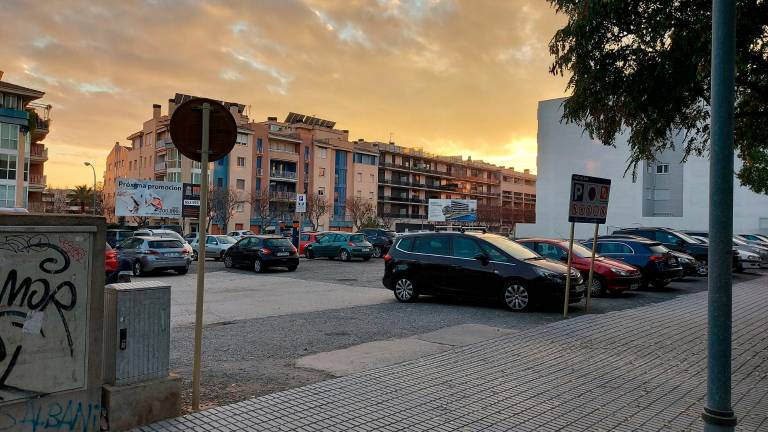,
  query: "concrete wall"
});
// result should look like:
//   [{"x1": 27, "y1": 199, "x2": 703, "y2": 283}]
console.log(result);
[
  {"x1": 0, "y1": 214, "x2": 105, "y2": 431},
  {"x1": 517, "y1": 98, "x2": 768, "y2": 239}
]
